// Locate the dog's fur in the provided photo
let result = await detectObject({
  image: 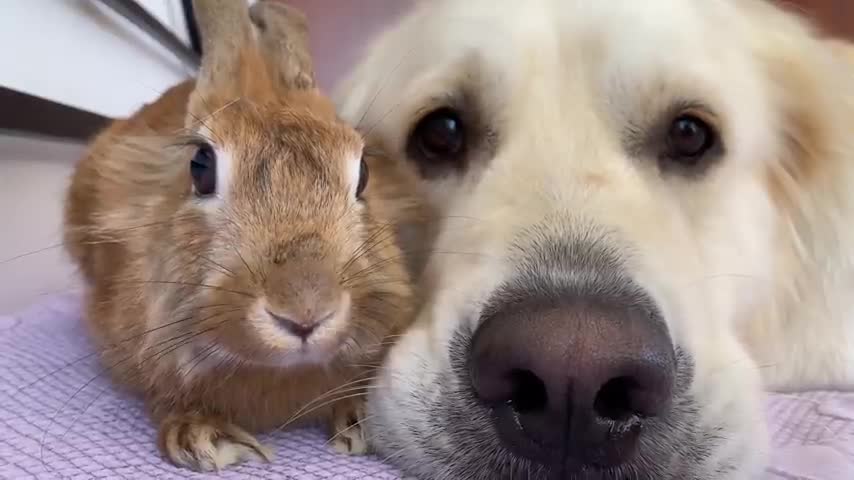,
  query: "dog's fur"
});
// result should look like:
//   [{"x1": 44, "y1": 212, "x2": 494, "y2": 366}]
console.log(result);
[{"x1": 334, "y1": 0, "x2": 854, "y2": 478}]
